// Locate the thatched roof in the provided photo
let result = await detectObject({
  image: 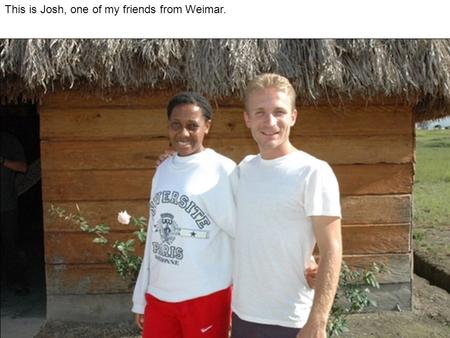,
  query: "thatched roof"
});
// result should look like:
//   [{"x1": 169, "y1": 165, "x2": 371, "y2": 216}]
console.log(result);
[{"x1": 1, "y1": 39, "x2": 449, "y2": 121}]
